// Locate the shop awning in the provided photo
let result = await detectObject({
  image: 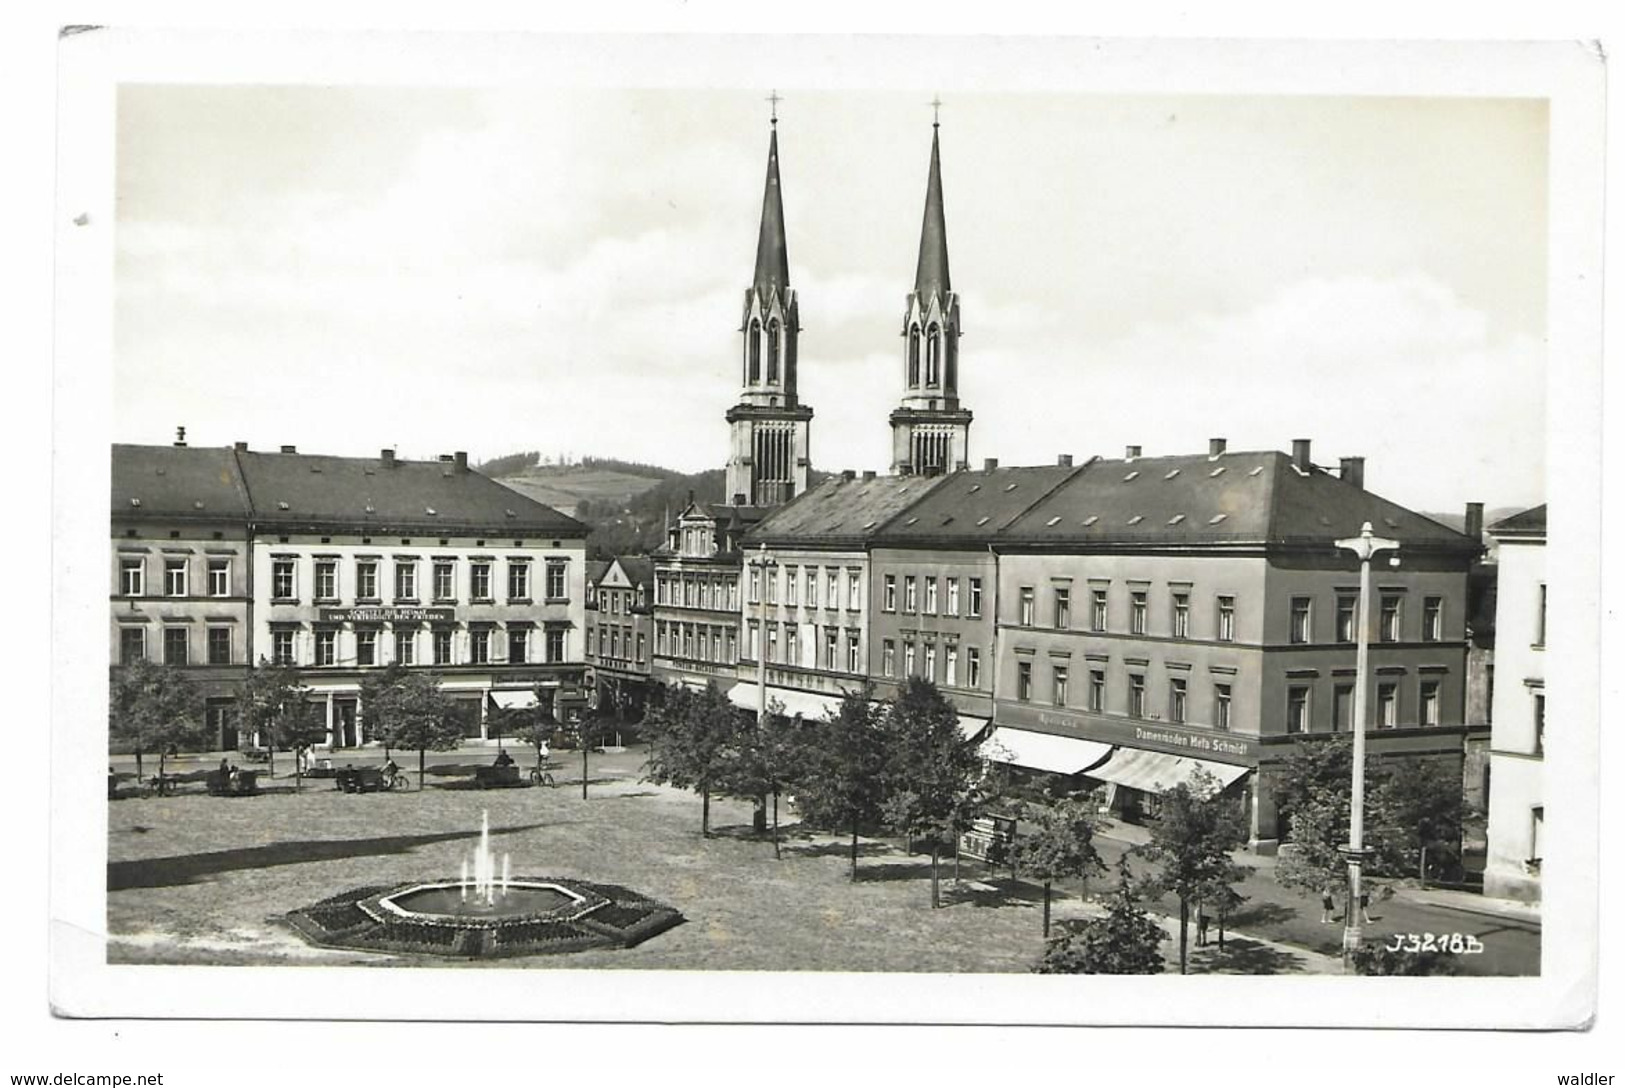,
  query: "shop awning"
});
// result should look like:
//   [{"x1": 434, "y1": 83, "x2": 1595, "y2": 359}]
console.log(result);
[
  {"x1": 958, "y1": 715, "x2": 992, "y2": 741},
  {"x1": 487, "y1": 690, "x2": 540, "y2": 711},
  {"x1": 980, "y1": 728, "x2": 1113, "y2": 775},
  {"x1": 1084, "y1": 748, "x2": 1250, "y2": 795},
  {"x1": 726, "y1": 682, "x2": 843, "y2": 721}
]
